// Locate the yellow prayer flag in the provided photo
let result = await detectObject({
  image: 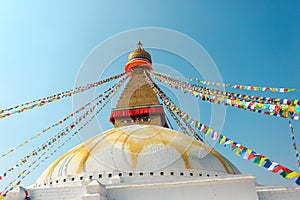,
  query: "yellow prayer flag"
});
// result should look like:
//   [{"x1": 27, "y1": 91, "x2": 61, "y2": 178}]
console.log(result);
[
  {"x1": 219, "y1": 136, "x2": 226, "y2": 144},
  {"x1": 258, "y1": 157, "x2": 267, "y2": 167},
  {"x1": 246, "y1": 149, "x2": 252, "y2": 154},
  {"x1": 286, "y1": 172, "x2": 300, "y2": 179},
  {"x1": 205, "y1": 128, "x2": 211, "y2": 136},
  {"x1": 235, "y1": 148, "x2": 241, "y2": 156}
]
